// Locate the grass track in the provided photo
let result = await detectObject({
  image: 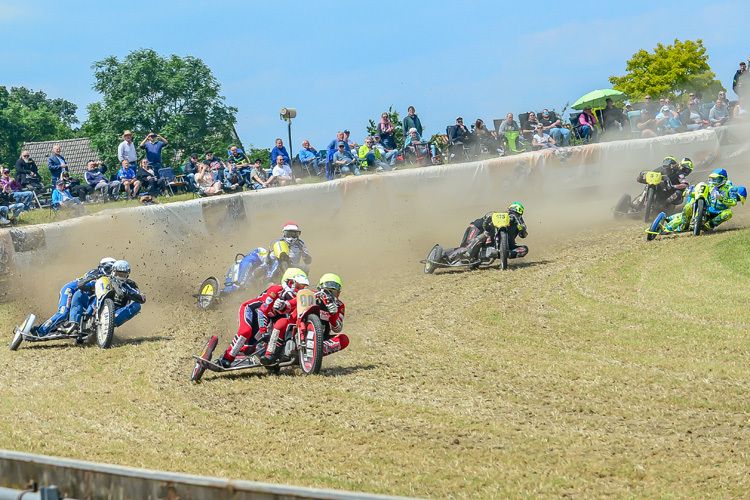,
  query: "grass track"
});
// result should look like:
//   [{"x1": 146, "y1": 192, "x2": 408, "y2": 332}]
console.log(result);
[{"x1": 2, "y1": 222, "x2": 750, "y2": 498}]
